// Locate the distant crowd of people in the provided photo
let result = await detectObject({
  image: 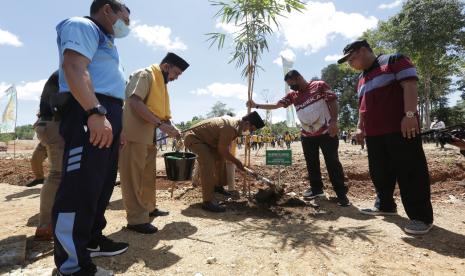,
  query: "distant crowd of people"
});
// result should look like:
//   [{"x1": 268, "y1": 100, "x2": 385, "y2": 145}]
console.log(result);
[{"x1": 234, "y1": 130, "x2": 298, "y2": 150}]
